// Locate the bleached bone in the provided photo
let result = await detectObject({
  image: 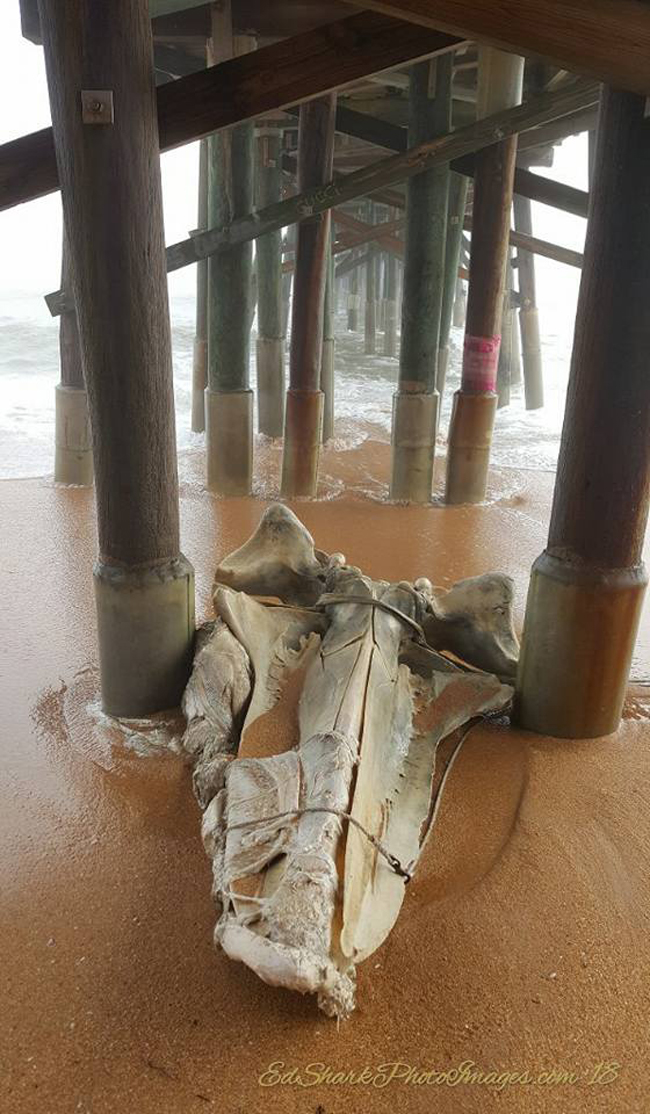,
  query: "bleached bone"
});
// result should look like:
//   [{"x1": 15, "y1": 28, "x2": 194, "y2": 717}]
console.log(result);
[
  {"x1": 182, "y1": 510, "x2": 517, "y2": 1018},
  {"x1": 213, "y1": 502, "x2": 335, "y2": 606},
  {"x1": 421, "y1": 573, "x2": 520, "y2": 679},
  {"x1": 181, "y1": 619, "x2": 252, "y2": 807}
]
